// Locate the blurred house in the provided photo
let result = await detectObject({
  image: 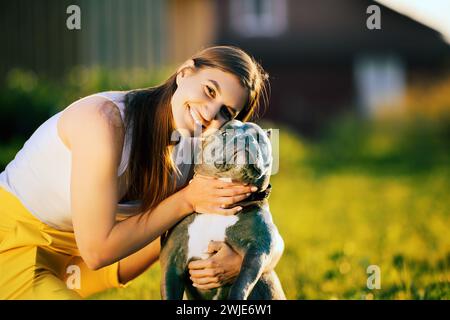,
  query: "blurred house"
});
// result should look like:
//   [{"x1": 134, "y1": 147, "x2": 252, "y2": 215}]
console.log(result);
[
  {"x1": 1, "y1": 0, "x2": 449, "y2": 135},
  {"x1": 215, "y1": 0, "x2": 450, "y2": 134}
]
